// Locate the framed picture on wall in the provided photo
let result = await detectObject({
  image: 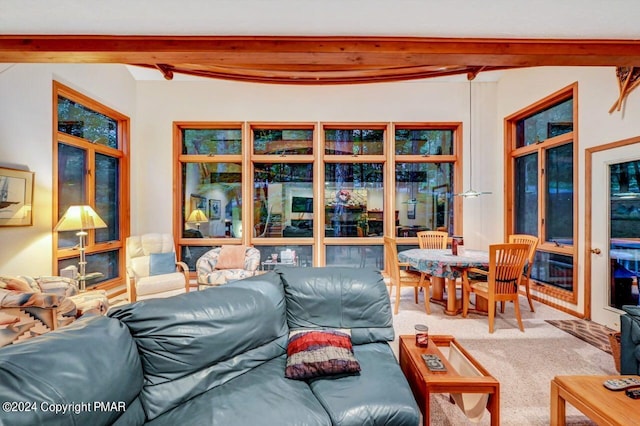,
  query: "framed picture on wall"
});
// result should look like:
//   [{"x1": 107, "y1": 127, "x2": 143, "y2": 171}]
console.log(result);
[
  {"x1": 0, "y1": 167, "x2": 34, "y2": 227},
  {"x1": 407, "y1": 202, "x2": 416, "y2": 220},
  {"x1": 209, "y1": 199, "x2": 221, "y2": 220},
  {"x1": 432, "y1": 184, "x2": 449, "y2": 230}
]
